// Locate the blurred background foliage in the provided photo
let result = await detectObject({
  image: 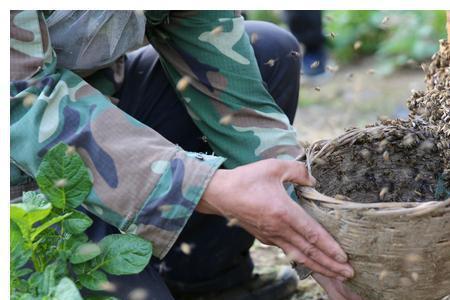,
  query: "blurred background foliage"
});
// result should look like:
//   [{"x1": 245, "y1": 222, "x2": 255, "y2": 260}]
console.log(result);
[{"x1": 245, "y1": 11, "x2": 447, "y2": 74}]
